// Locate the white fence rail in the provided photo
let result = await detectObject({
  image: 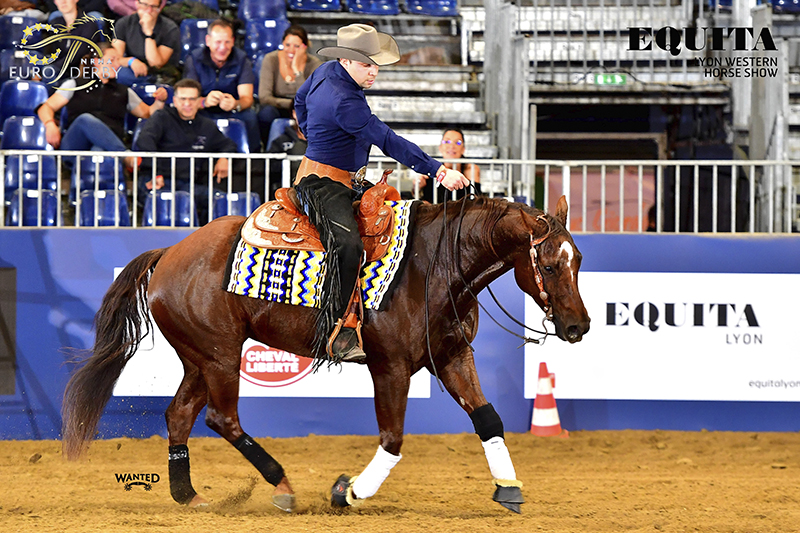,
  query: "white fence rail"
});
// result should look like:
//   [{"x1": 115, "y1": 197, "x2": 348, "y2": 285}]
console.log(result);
[{"x1": 1, "y1": 150, "x2": 797, "y2": 233}]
